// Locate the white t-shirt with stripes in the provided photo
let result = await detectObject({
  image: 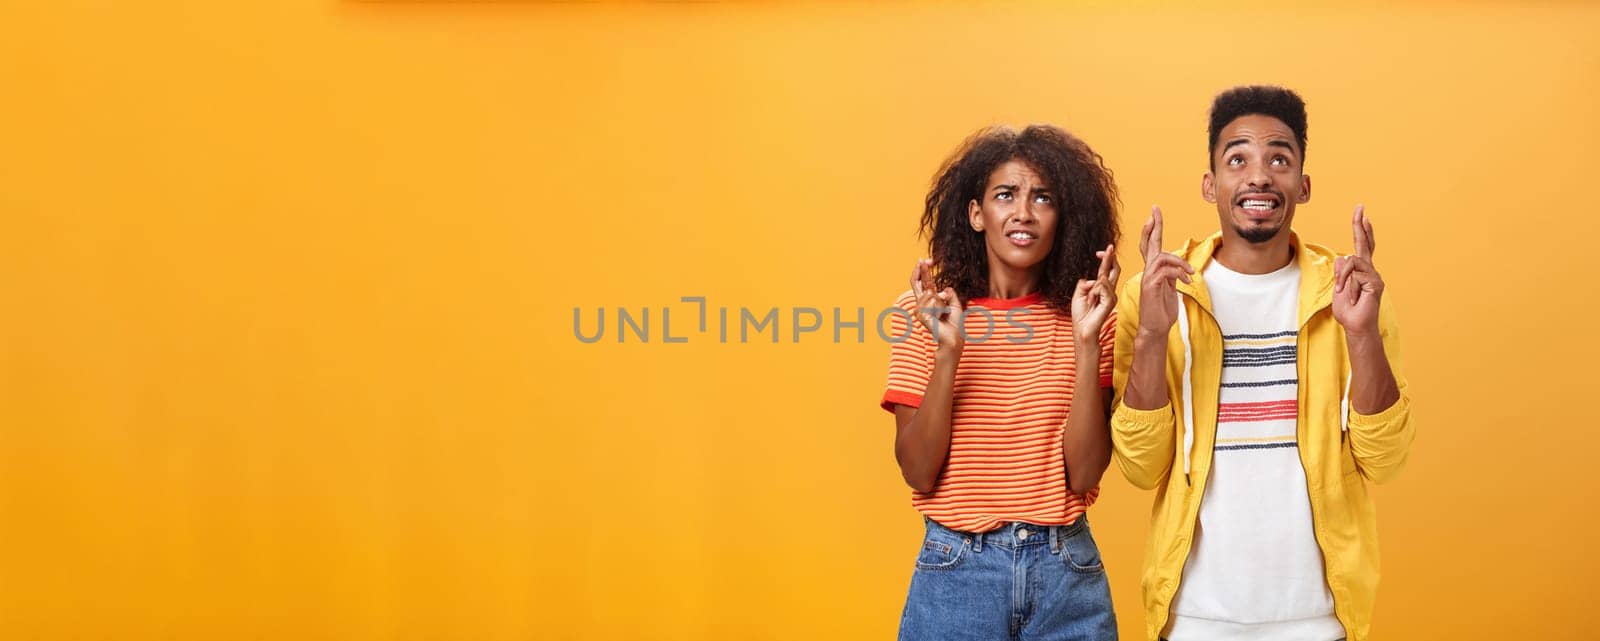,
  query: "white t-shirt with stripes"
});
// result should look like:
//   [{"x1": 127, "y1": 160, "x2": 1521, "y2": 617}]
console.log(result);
[{"x1": 1163, "y1": 258, "x2": 1345, "y2": 641}]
